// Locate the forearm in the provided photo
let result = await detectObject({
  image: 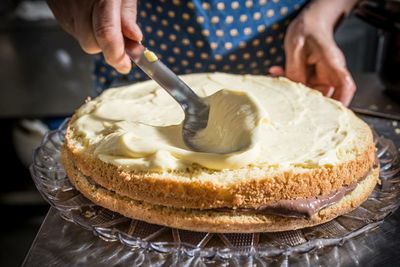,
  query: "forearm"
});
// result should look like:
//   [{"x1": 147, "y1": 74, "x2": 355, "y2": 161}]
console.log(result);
[{"x1": 301, "y1": 0, "x2": 359, "y2": 32}]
